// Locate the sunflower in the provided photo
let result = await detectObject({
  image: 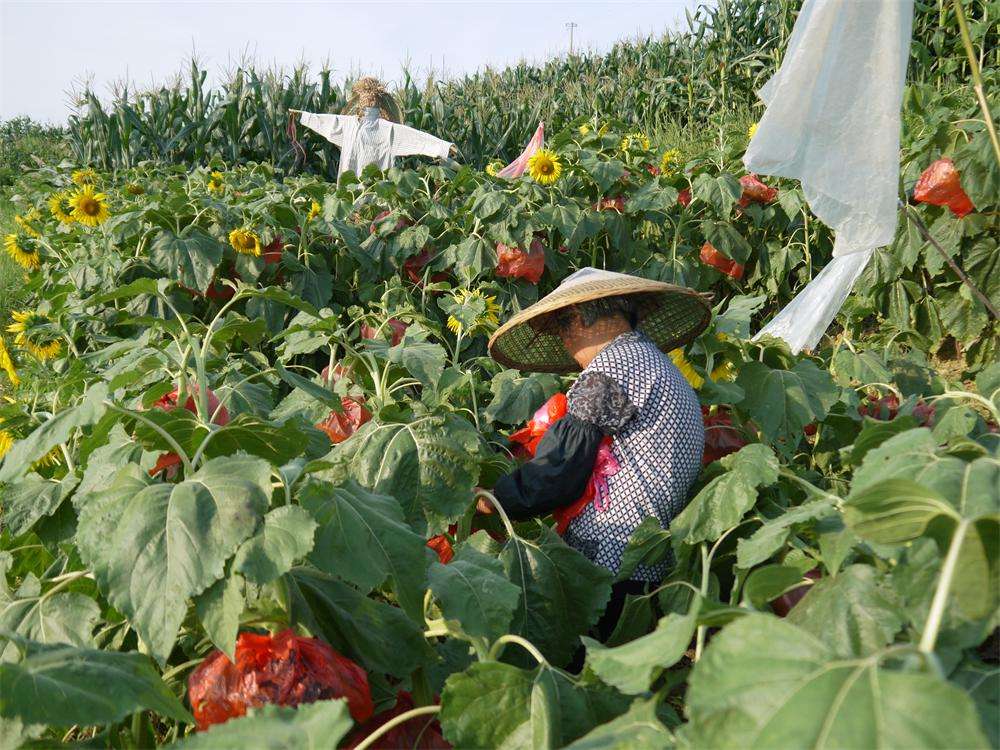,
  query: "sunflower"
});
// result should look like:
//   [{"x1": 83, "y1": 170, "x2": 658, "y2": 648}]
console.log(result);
[
  {"x1": 69, "y1": 185, "x2": 110, "y2": 227},
  {"x1": 710, "y1": 360, "x2": 737, "y2": 382},
  {"x1": 228, "y1": 228, "x2": 261, "y2": 256},
  {"x1": 0, "y1": 336, "x2": 19, "y2": 386},
  {"x1": 0, "y1": 429, "x2": 13, "y2": 459},
  {"x1": 72, "y1": 168, "x2": 97, "y2": 186},
  {"x1": 307, "y1": 200, "x2": 321, "y2": 221},
  {"x1": 48, "y1": 192, "x2": 75, "y2": 223},
  {"x1": 578, "y1": 123, "x2": 591, "y2": 136},
  {"x1": 125, "y1": 183, "x2": 145, "y2": 196},
  {"x1": 446, "y1": 288, "x2": 501, "y2": 336},
  {"x1": 748, "y1": 122, "x2": 758, "y2": 139},
  {"x1": 14, "y1": 210, "x2": 42, "y2": 239},
  {"x1": 8, "y1": 310, "x2": 62, "y2": 361},
  {"x1": 4, "y1": 234, "x2": 41, "y2": 271},
  {"x1": 527, "y1": 149, "x2": 562, "y2": 186},
  {"x1": 621, "y1": 132, "x2": 651, "y2": 152},
  {"x1": 669, "y1": 348, "x2": 704, "y2": 389},
  {"x1": 659, "y1": 149, "x2": 683, "y2": 176},
  {"x1": 208, "y1": 171, "x2": 225, "y2": 194},
  {"x1": 485, "y1": 160, "x2": 504, "y2": 177}
]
